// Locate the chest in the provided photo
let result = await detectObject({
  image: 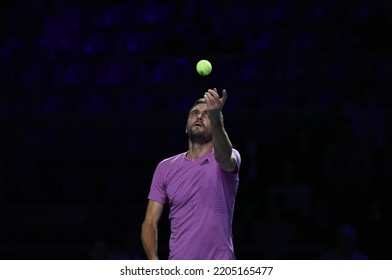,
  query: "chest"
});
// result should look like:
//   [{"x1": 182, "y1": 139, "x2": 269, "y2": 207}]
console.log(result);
[{"x1": 165, "y1": 161, "x2": 220, "y2": 206}]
